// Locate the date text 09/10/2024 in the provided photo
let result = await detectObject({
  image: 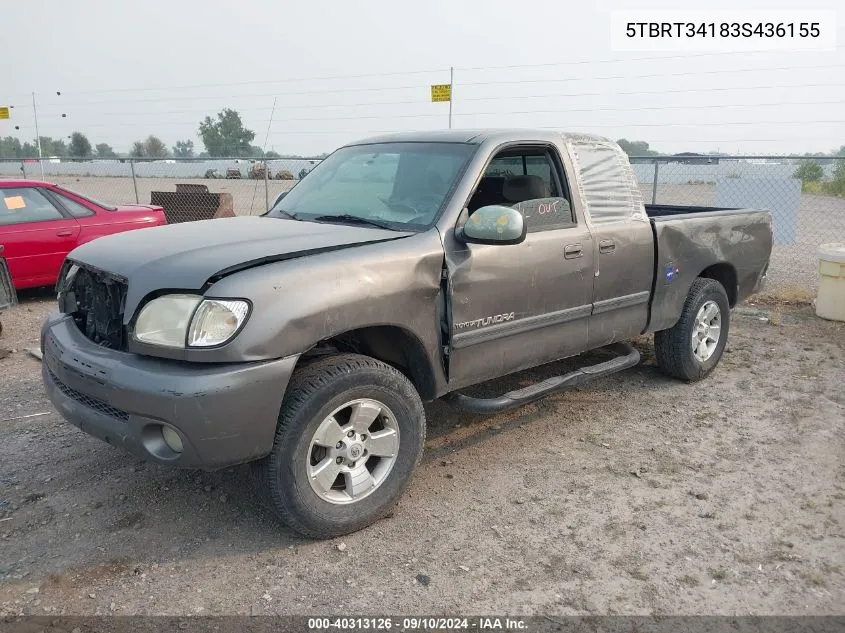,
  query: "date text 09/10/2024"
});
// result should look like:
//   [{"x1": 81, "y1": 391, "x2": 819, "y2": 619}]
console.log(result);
[{"x1": 307, "y1": 617, "x2": 528, "y2": 630}]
